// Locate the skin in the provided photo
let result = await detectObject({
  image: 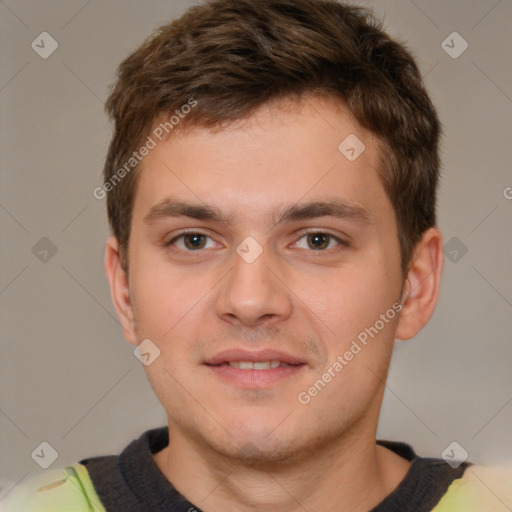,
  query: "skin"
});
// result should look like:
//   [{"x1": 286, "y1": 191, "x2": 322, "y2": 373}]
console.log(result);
[{"x1": 105, "y1": 95, "x2": 443, "y2": 512}]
